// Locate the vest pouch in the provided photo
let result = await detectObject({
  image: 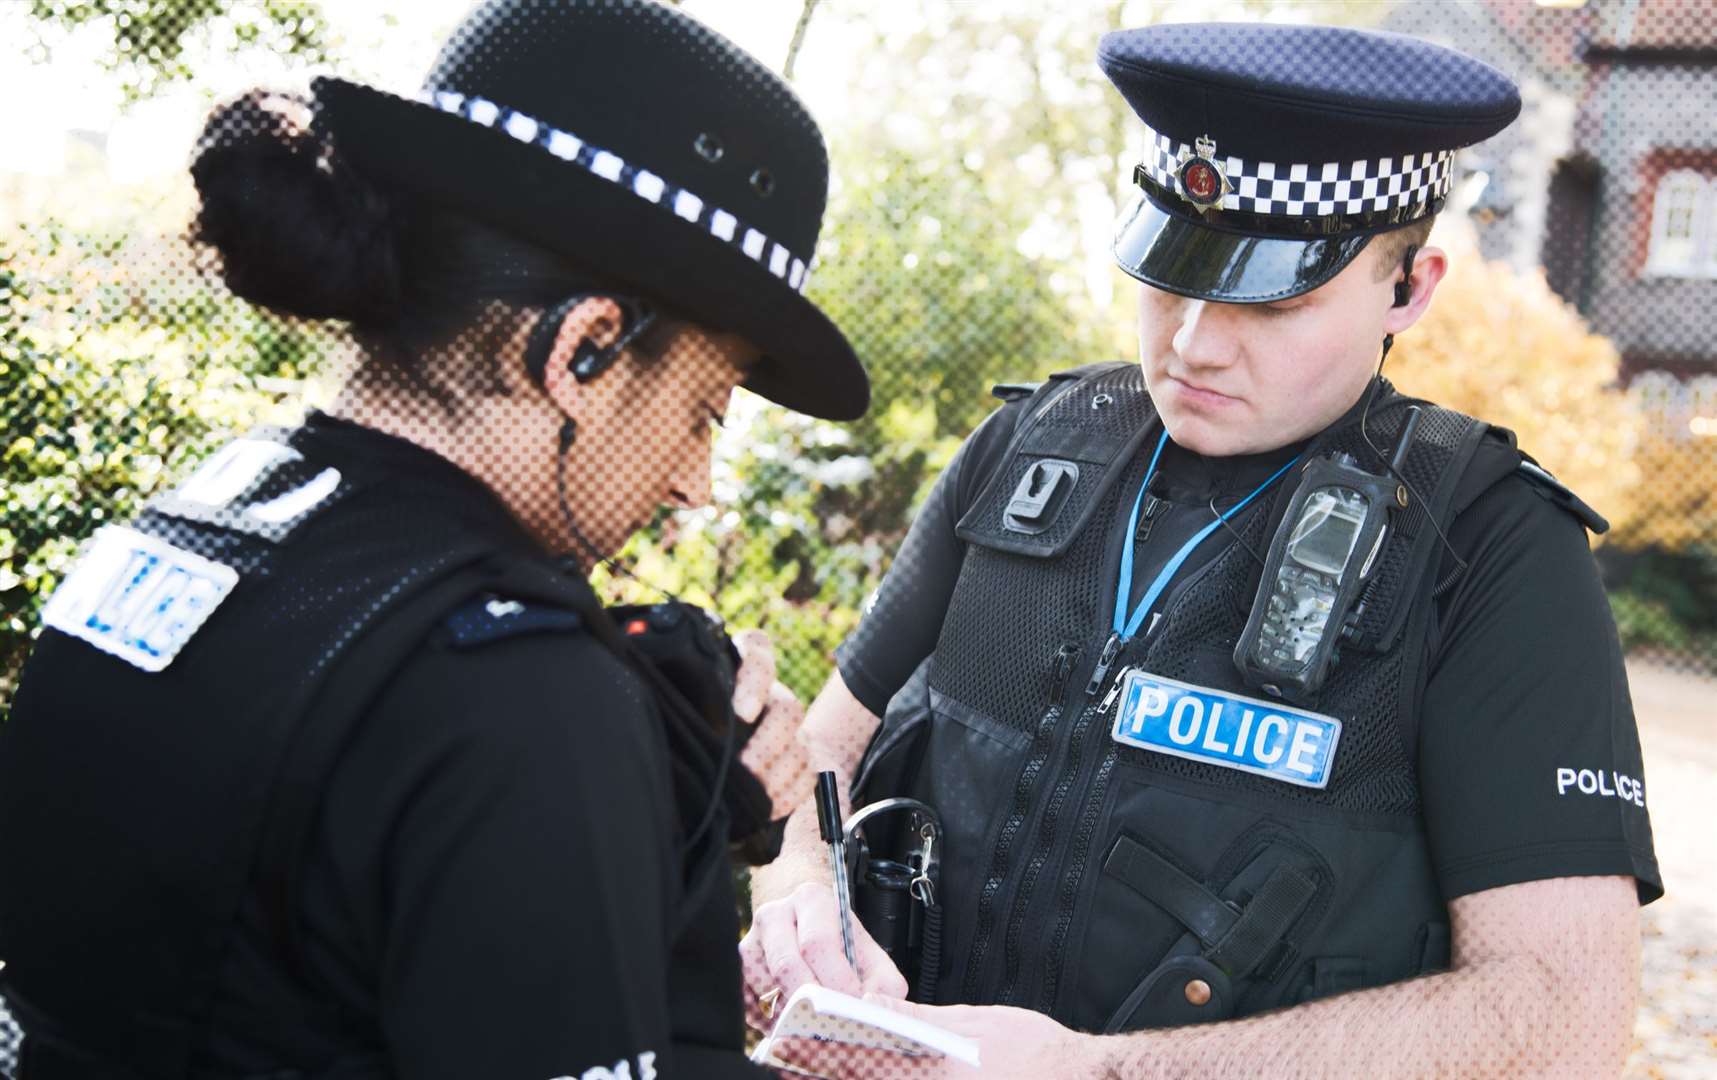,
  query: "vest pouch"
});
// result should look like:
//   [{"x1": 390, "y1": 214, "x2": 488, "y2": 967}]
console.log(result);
[
  {"x1": 1295, "y1": 957, "x2": 1370, "y2": 1004},
  {"x1": 1098, "y1": 828, "x2": 1329, "y2": 1032},
  {"x1": 852, "y1": 656, "x2": 936, "y2": 805},
  {"x1": 877, "y1": 671, "x2": 1036, "y2": 1006},
  {"x1": 1103, "y1": 948, "x2": 1235, "y2": 1032},
  {"x1": 955, "y1": 365, "x2": 1158, "y2": 560}
]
